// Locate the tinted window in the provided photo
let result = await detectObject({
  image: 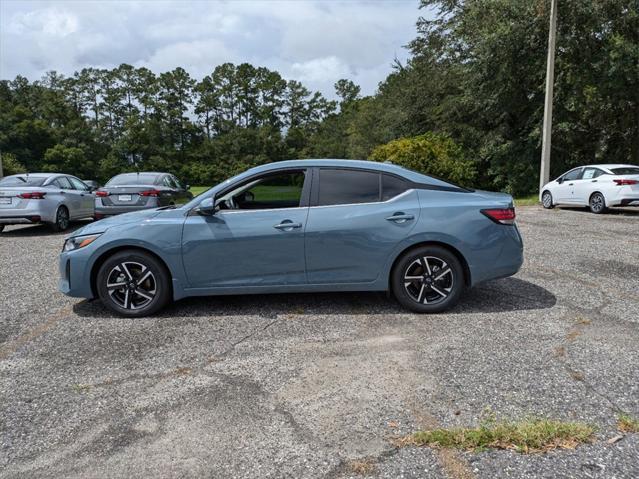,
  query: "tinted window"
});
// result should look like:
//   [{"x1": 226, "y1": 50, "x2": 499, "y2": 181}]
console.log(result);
[
  {"x1": 0, "y1": 176, "x2": 46, "y2": 186},
  {"x1": 318, "y1": 169, "x2": 380, "y2": 206},
  {"x1": 106, "y1": 173, "x2": 160, "y2": 186},
  {"x1": 68, "y1": 177, "x2": 90, "y2": 190},
  {"x1": 562, "y1": 169, "x2": 582, "y2": 181},
  {"x1": 171, "y1": 176, "x2": 184, "y2": 189},
  {"x1": 54, "y1": 177, "x2": 73, "y2": 189},
  {"x1": 382, "y1": 174, "x2": 409, "y2": 201},
  {"x1": 222, "y1": 171, "x2": 305, "y2": 210},
  {"x1": 611, "y1": 167, "x2": 639, "y2": 175}
]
